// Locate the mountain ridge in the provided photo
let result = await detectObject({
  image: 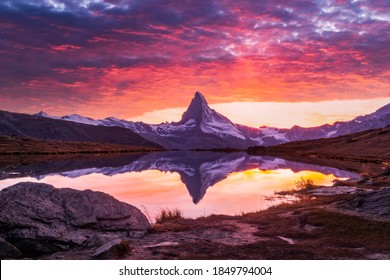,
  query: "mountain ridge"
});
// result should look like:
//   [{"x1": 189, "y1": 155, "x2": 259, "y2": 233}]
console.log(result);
[
  {"x1": 0, "y1": 110, "x2": 163, "y2": 149},
  {"x1": 29, "y1": 92, "x2": 390, "y2": 149}
]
